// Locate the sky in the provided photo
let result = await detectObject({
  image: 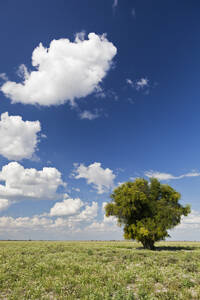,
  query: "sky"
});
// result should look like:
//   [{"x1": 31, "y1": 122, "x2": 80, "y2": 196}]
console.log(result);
[{"x1": 0, "y1": 0, "x2": 200, "y2": 240}]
